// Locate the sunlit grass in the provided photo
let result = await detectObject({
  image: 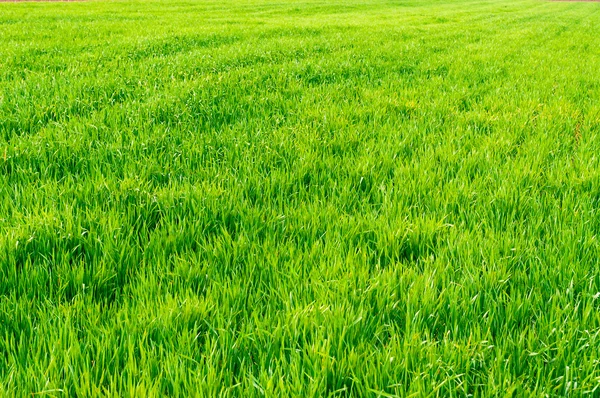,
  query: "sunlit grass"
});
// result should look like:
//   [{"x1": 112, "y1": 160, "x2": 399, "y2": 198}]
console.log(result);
[{"x1": 1, "y1": 0, "x2": 600, "y2": 395}]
